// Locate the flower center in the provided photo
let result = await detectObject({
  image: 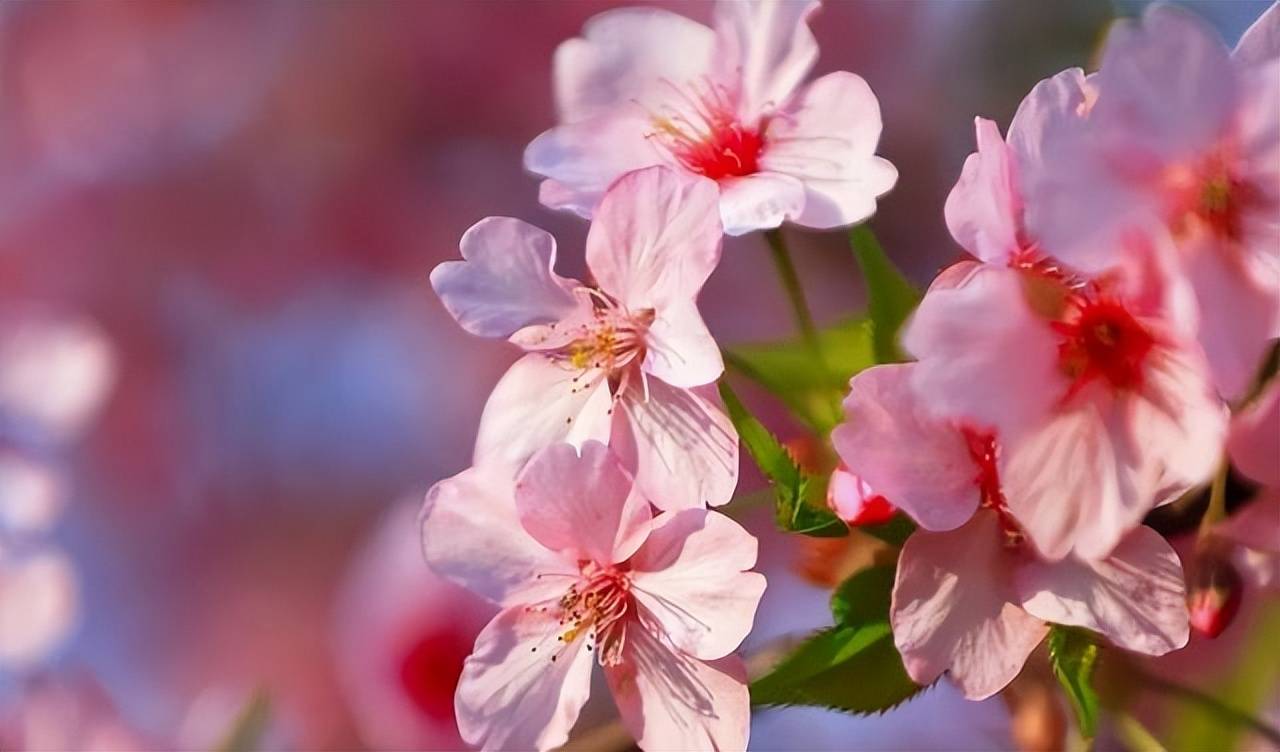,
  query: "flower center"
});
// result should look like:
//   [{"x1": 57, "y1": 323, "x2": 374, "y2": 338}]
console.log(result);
[
  {"x1": 961, "y1": 428, "x2": 1023, "y2": 546},
  {"x1": 1165, "y1": 154, "x2": 1261, "y2": 243},
  {"x1": 647, "y1": 79, "x2": 765, "y2": 180},
  {"x1": 1052, "y1": 295, "x2": 1154, "y2": 399},
  {"x1": 556, "y1": 292, "x2": 654, "y2": 376},
  {"x1": 556, "y1": 562, "x2": 632, "y2": 666}
]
